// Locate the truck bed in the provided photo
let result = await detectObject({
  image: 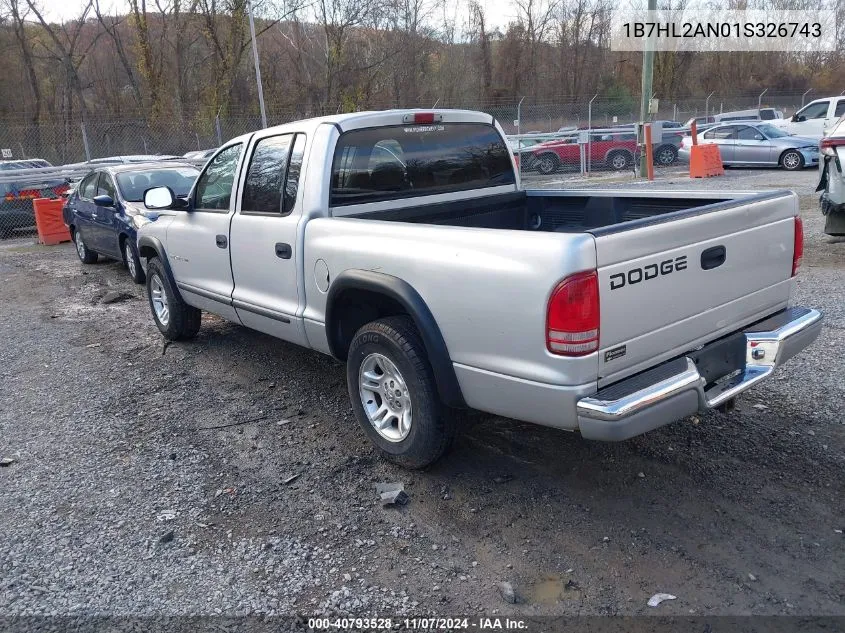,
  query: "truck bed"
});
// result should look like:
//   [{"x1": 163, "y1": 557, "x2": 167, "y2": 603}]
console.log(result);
[{"x1": 347, "y1": 189, "x2": 744, "y2": 233}]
